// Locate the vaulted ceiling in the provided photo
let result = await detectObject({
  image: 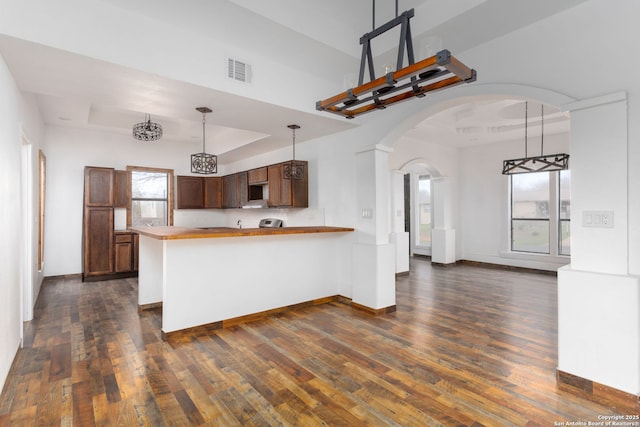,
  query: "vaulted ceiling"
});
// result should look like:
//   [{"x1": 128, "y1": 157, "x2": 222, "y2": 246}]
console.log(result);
[{"x1": 0, "y1": 0, "x2": 582, "y2": 161}]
